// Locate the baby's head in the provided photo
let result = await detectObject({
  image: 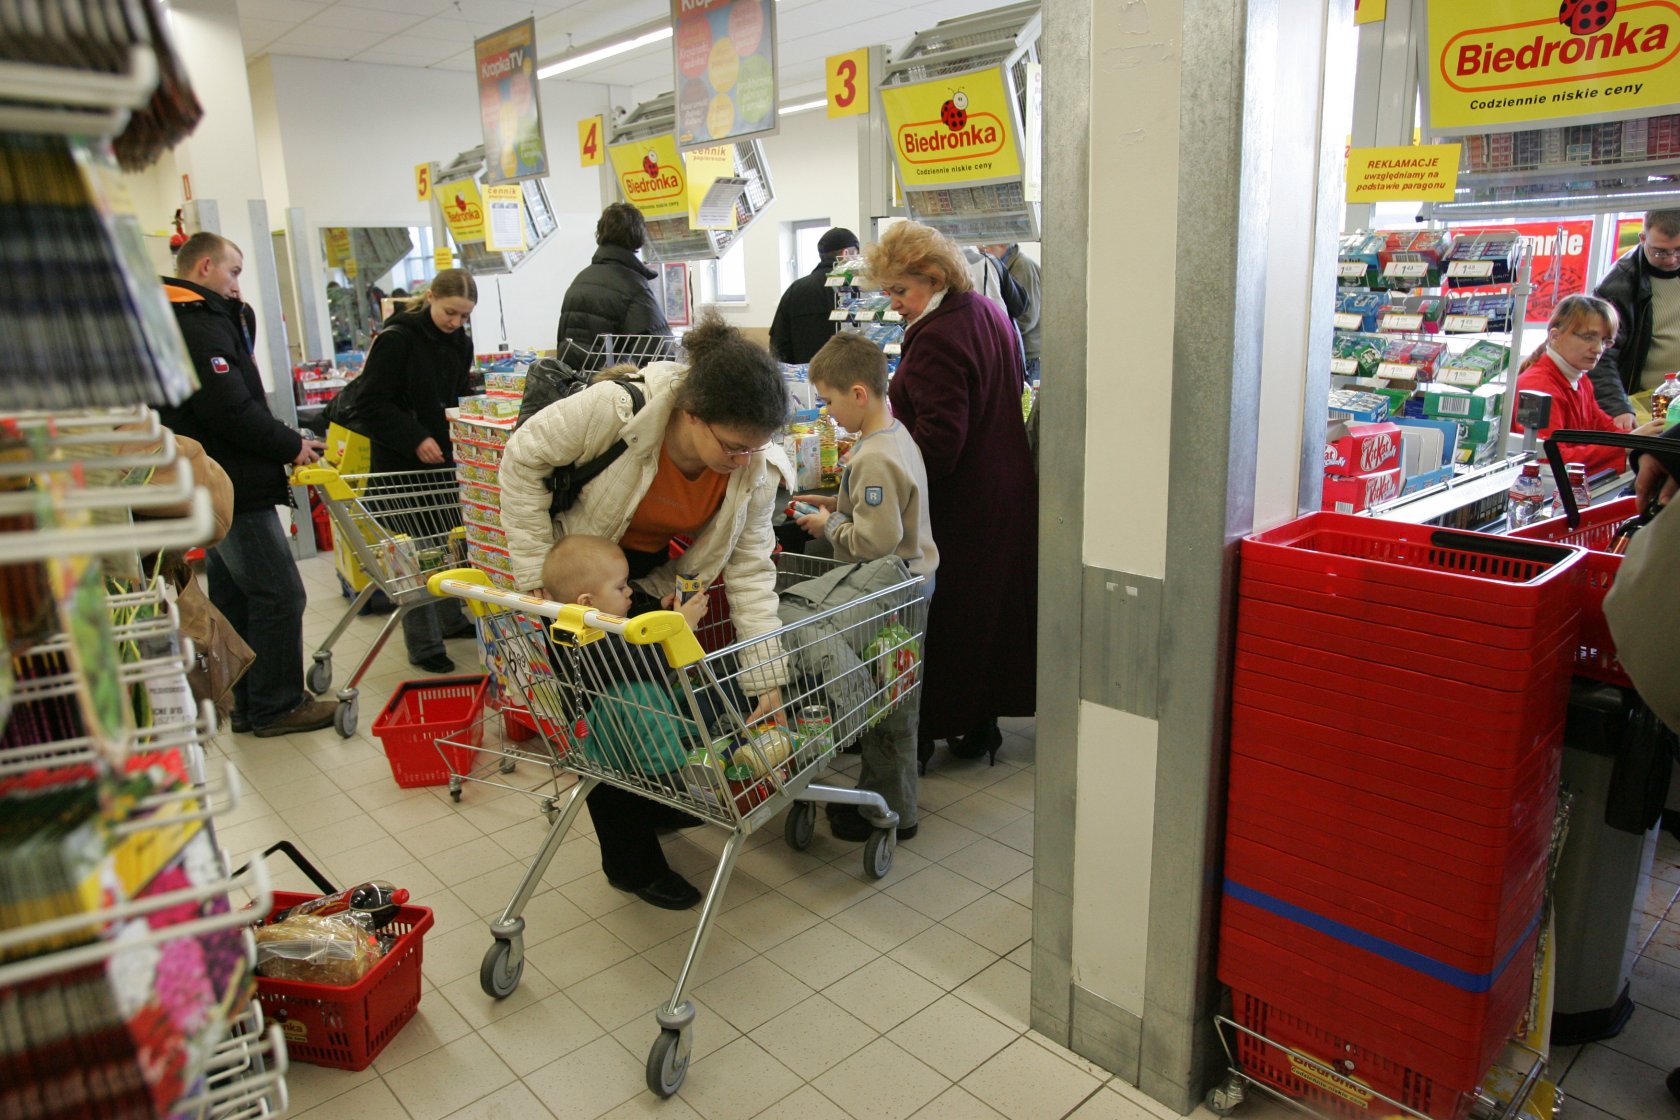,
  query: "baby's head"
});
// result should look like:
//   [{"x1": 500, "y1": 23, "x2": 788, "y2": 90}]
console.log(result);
[{"x1": 541, "y1": 535, "x2": 633, "y2": 616}]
